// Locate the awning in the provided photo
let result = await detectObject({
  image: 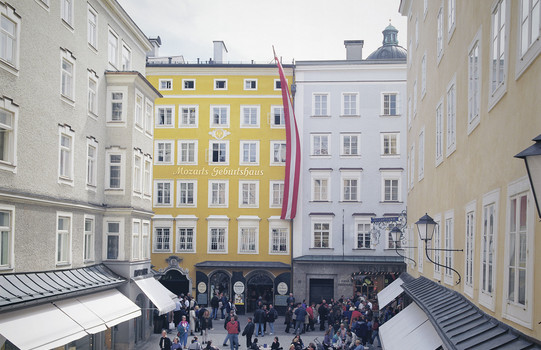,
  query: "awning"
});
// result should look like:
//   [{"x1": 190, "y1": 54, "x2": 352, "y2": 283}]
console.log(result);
[
  {"x1": 377, "y1": 276, "x2": 404, "y2": 309},
  {"x1": 53, "y1": 298, "x2": 107, "y2": 334},
  {"x1": 76, "y1": 289, "x2": 141, "y2": 327},
  {"x1": 134, "y1": 277, "x2": 176, "y2": 315},
  {"x1": 0, "y1": 302, "x2": 87, "y2": 350},
  {"x1": 379, "y1": 303, "x2": 442, "y2": 350}
]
